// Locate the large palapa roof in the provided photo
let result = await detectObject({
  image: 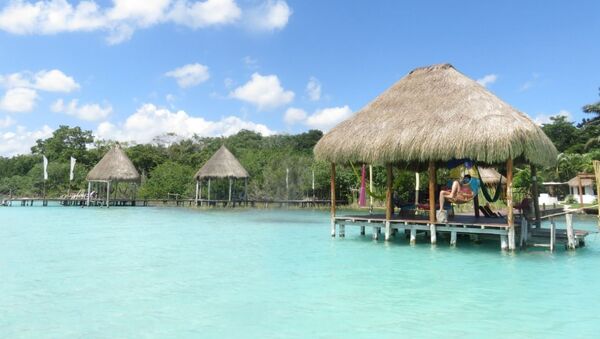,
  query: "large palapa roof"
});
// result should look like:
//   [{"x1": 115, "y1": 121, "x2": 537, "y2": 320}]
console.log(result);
[
  {"x1": 314, "y1": 64, "x2": 558, "y2": 167},
  {"x1": 194, "y1": 145, "x2": 249, "y2": 179},
  {"x1": 86, "y1": 145, "x2": 140, "y2": 182}
]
